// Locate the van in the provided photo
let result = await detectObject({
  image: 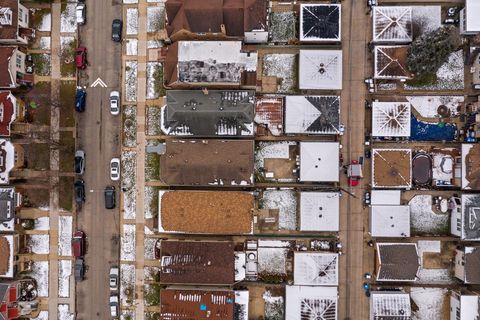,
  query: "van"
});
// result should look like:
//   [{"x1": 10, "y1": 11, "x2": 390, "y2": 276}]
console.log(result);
[{"x1": 72, "y1": 230, "x2": 86, "y2": 257}]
